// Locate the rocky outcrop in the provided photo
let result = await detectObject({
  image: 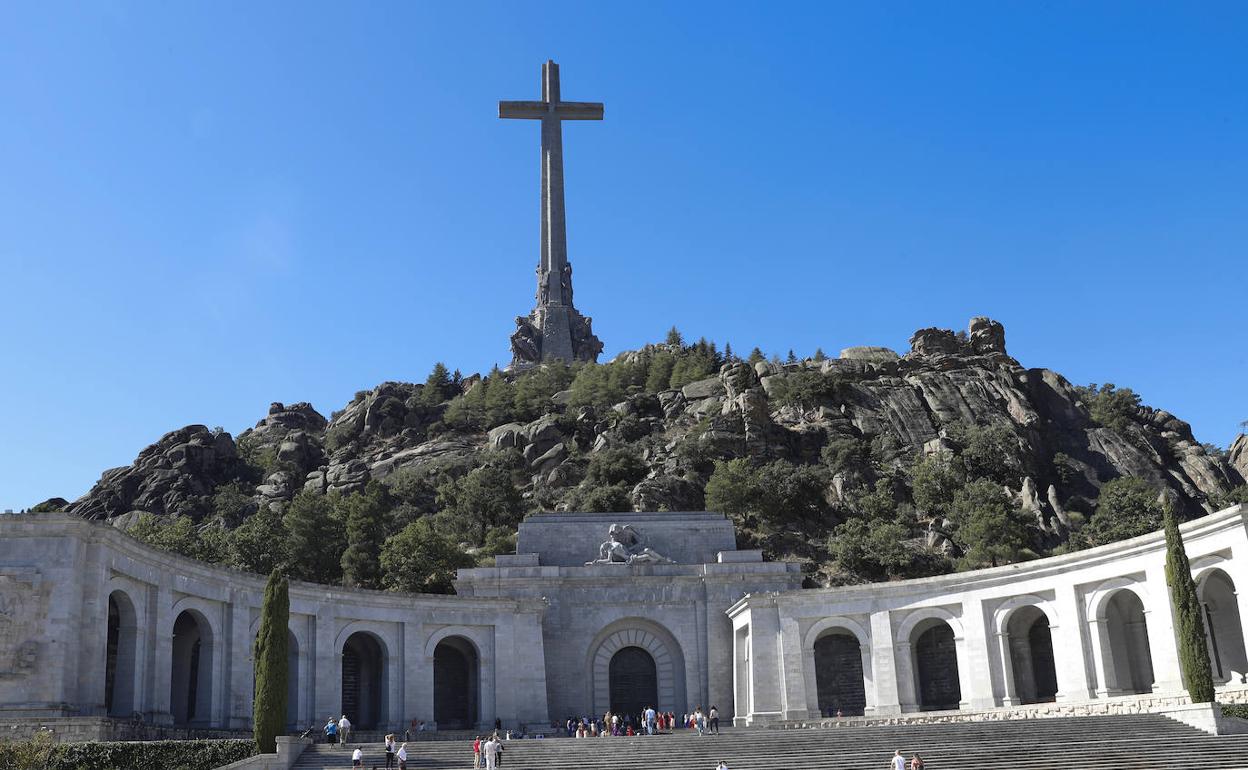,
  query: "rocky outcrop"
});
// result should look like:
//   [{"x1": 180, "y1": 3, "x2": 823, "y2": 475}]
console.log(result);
[
  {"x1": 68, "y1": 425, "x2": 246, "y2": 520},
  {"x1": 63, "y1": 316, "x2": 1244, "y2": 542}
]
